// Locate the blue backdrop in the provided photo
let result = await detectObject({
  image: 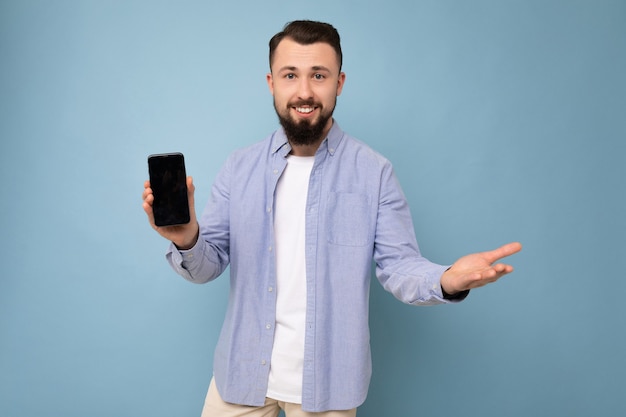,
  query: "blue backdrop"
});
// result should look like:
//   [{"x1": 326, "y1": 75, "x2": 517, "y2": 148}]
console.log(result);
[{"x1": 1, "y1": 1, "x2": 625, "y2": 416}]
